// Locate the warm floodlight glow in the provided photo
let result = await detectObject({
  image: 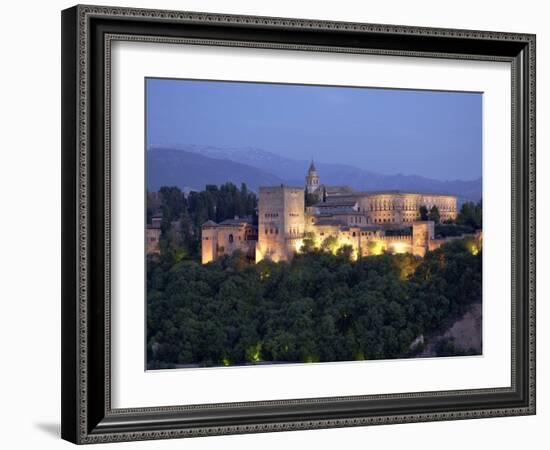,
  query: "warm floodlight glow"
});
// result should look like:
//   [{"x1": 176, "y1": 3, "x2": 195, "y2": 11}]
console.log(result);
[
  {"x1": 255, "y1": 248, "x2": 263, "y2": 263},
  {"x1": 391, "y1": 242, "x2": 410, "y2": 254},
  {"x1": 368, "y1": 240, "x2": 385, "y2": 256},
  {"x1": 247, "y1": 343, "x2": 262, "y2": 363}
]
